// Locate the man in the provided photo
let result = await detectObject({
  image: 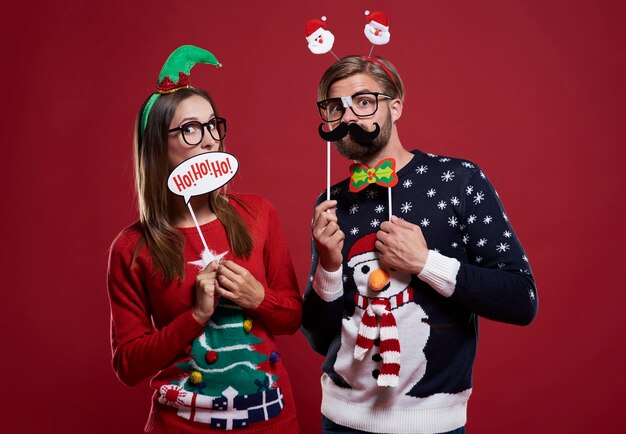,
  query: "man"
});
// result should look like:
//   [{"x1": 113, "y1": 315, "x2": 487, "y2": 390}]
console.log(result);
[{"x1": 301, "y1": 56, "x2": 538, "y2": 434}]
